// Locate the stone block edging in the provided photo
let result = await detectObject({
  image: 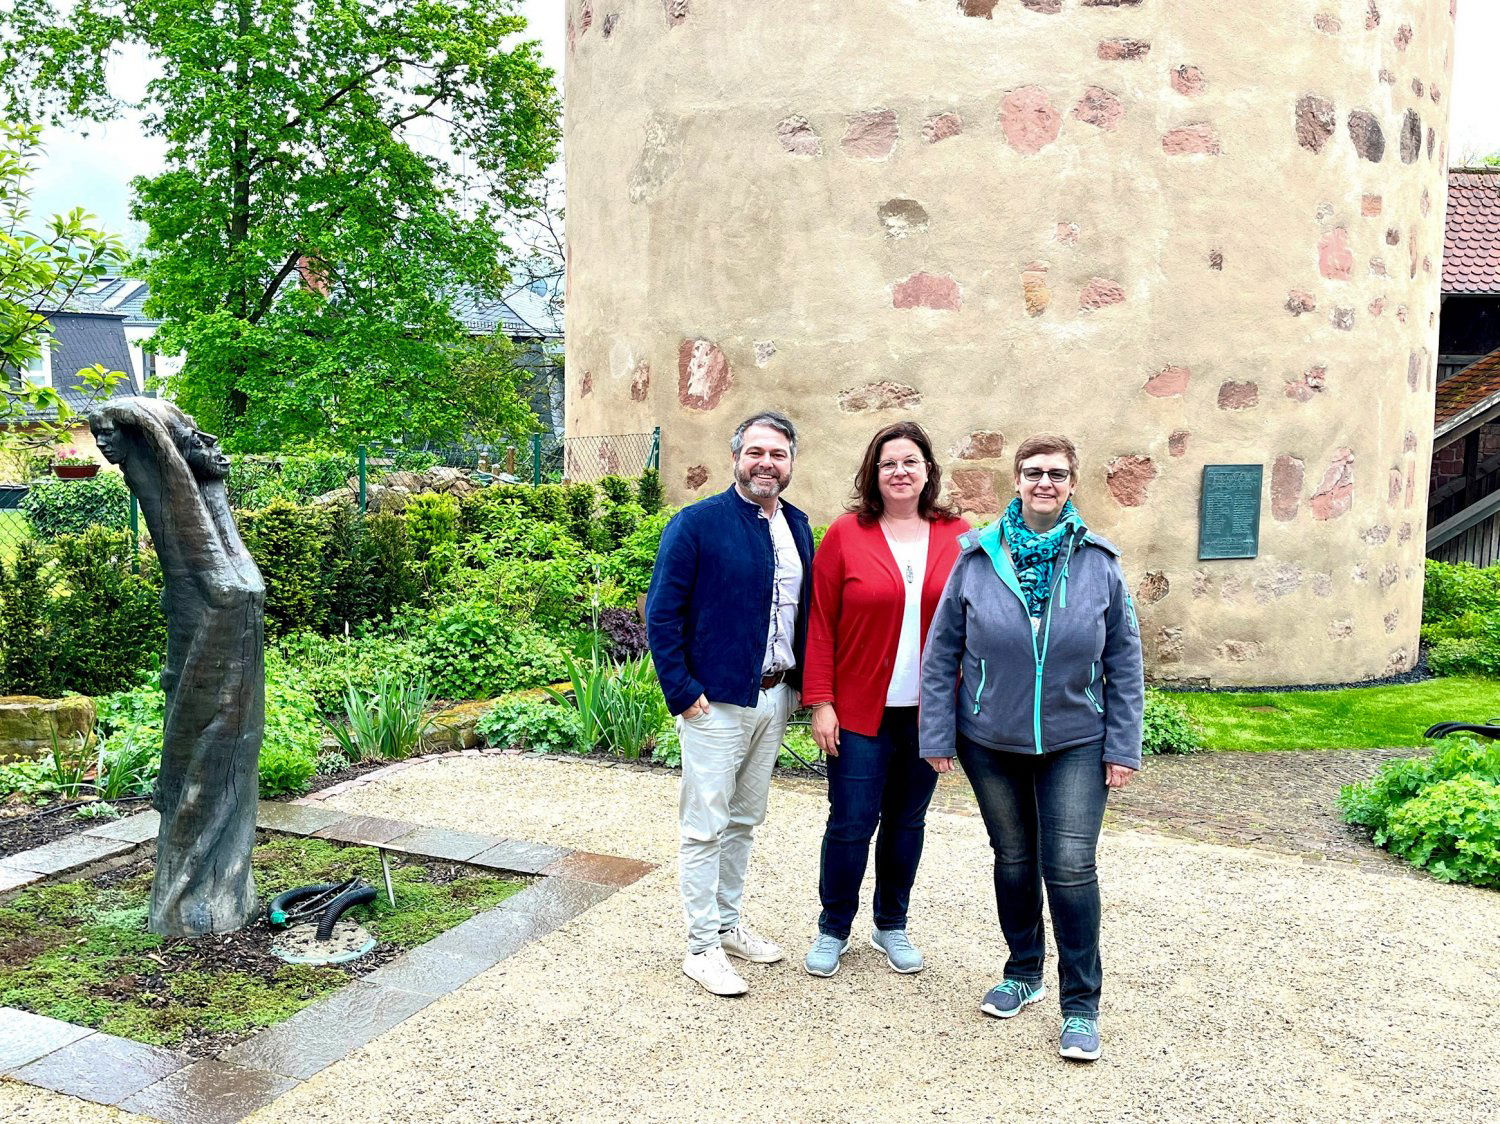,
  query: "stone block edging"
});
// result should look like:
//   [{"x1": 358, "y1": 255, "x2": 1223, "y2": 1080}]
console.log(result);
[{"x1": 0, "y1": 798, "x2": 656, "y2": 1122}]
